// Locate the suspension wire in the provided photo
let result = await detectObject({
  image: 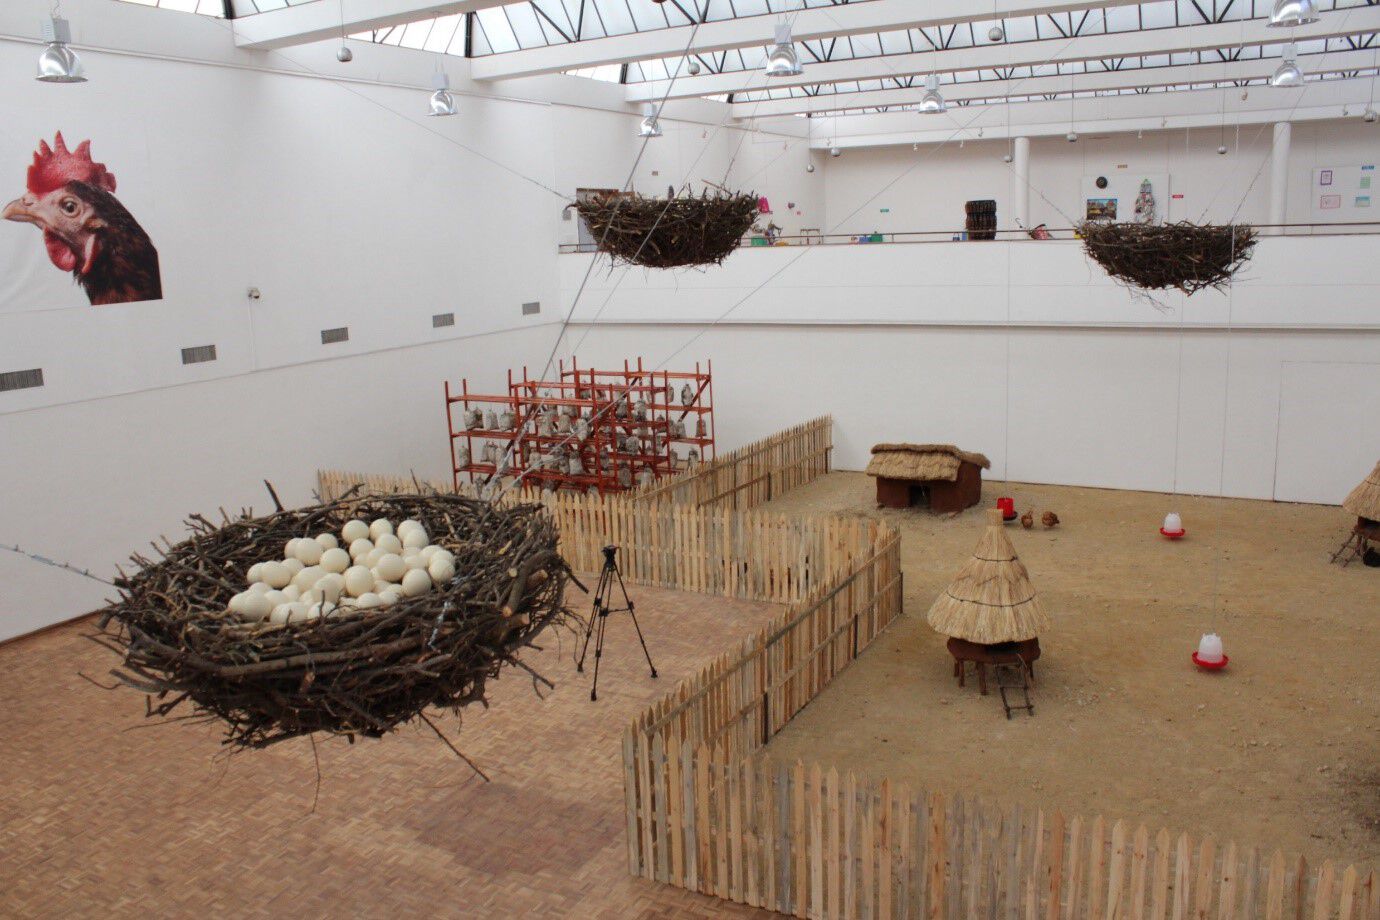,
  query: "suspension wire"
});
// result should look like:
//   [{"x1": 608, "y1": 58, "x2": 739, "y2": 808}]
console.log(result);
[{"x1": 1, "y1": 543, "x2": 116, "y2": 587}]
